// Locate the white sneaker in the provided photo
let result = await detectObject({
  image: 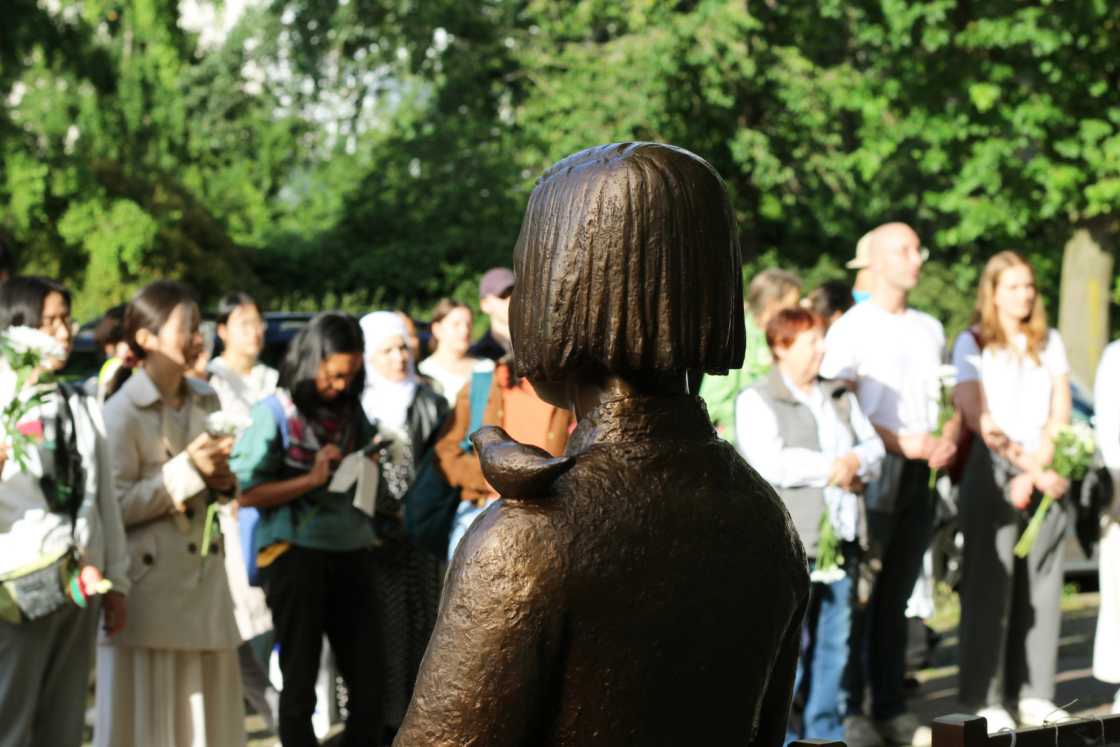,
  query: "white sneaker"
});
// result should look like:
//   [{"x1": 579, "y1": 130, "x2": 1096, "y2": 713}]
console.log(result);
[
  {"x1": 976, "y1": 706, "x2": 1017, "y2": 734},
  {"x1": 1017, "y1": 698, "x2": 1070, "y2": 727}
]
